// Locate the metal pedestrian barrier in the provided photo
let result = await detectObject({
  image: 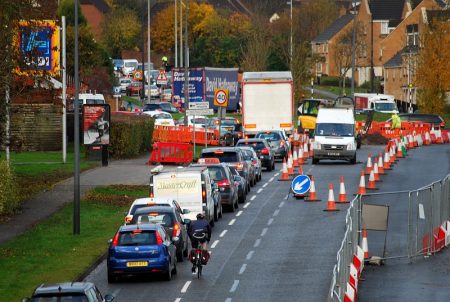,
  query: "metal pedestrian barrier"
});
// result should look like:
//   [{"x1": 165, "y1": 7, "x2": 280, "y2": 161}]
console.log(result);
[{"x1": 328, "y1": 174, "x2": 450, "y2": 302}]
